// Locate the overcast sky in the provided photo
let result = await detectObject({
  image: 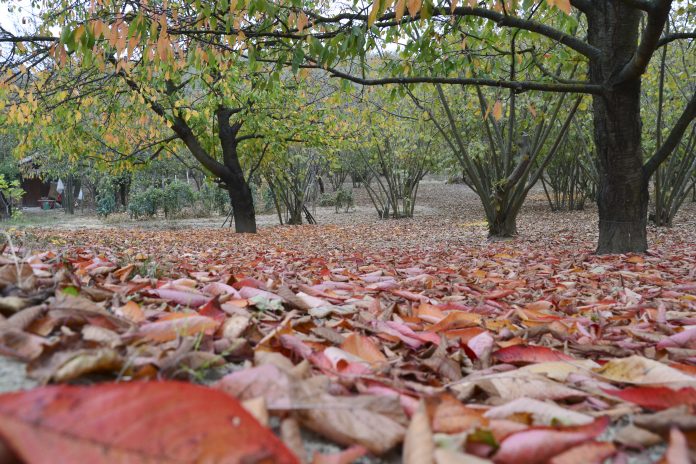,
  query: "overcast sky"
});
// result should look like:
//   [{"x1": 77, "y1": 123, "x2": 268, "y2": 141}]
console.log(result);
[{"x1": 0, "y1": 0, "x2": 38, "y2": 35}]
